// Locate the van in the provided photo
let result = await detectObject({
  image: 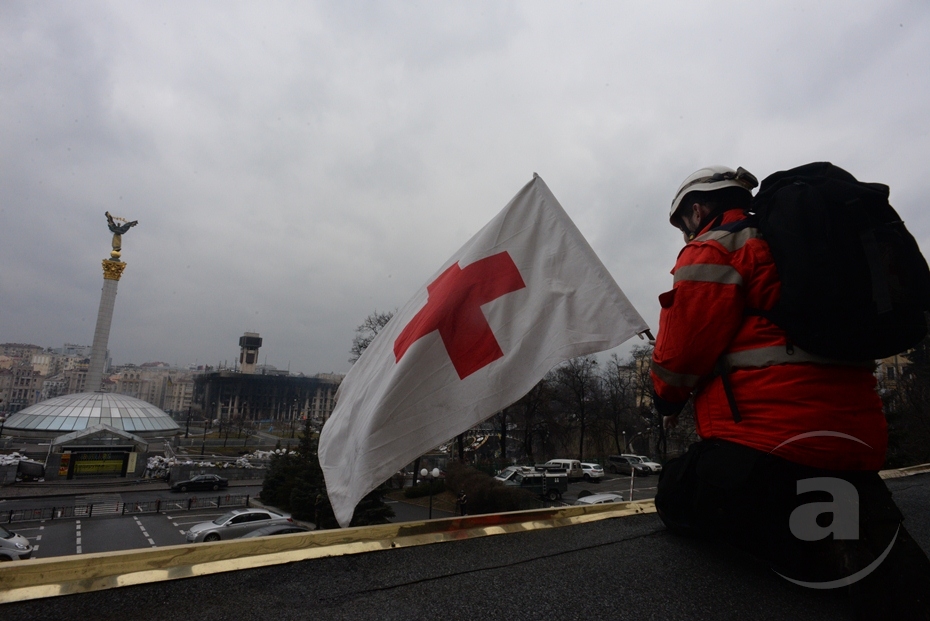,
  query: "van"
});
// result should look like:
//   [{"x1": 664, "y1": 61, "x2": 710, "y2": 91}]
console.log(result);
[
  {"x1": 0, "y1": 524, "x2": 33, "y2": 561},
  {"x1": 541, "y1": 459, "x2": 583, "y2": 481}
]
